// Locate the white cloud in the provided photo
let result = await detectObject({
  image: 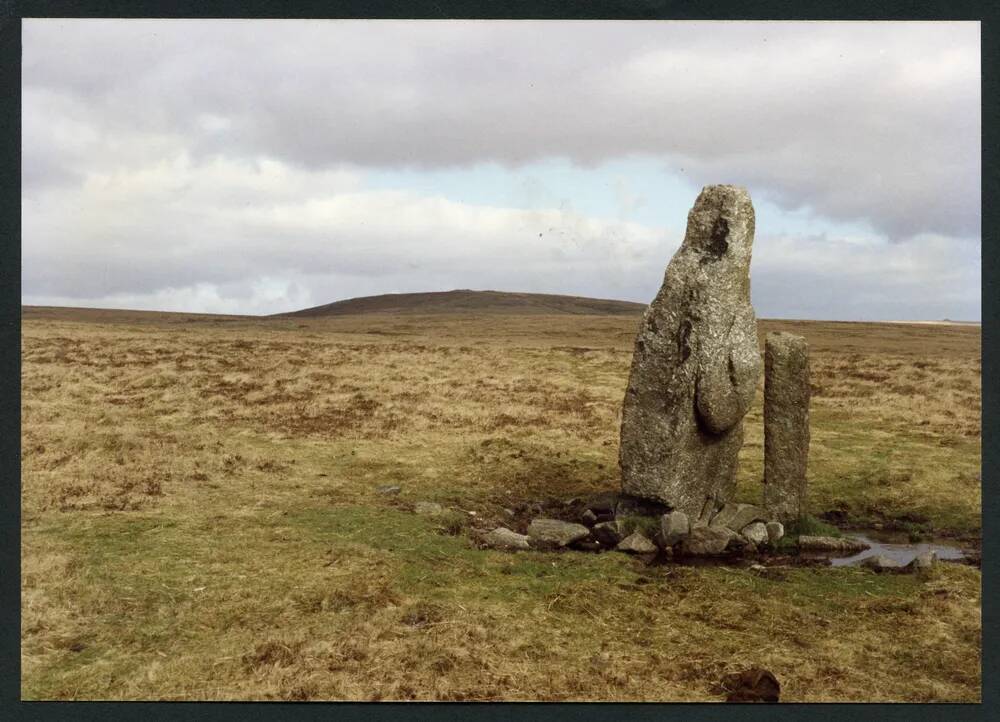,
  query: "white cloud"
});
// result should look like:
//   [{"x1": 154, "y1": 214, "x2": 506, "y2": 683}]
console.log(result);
[
  {"x1": 22, "y1": 149, "x2": 978, "y2": 321},
  {"x1": 23, "y1": 153, "x2": 670, "y2": 312},
  {"x1": 20, "y1": 19, "x2": 981, "y2": 319}
]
